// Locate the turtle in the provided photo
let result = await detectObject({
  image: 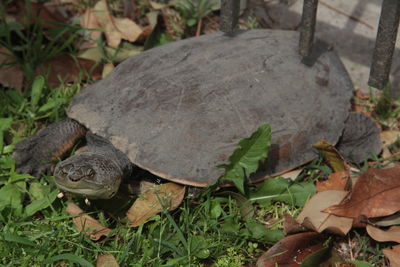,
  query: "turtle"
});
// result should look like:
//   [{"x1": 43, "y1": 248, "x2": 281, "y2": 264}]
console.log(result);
[{"x1": 13, "y1": 30, "x2": 382, "y2": 199}]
